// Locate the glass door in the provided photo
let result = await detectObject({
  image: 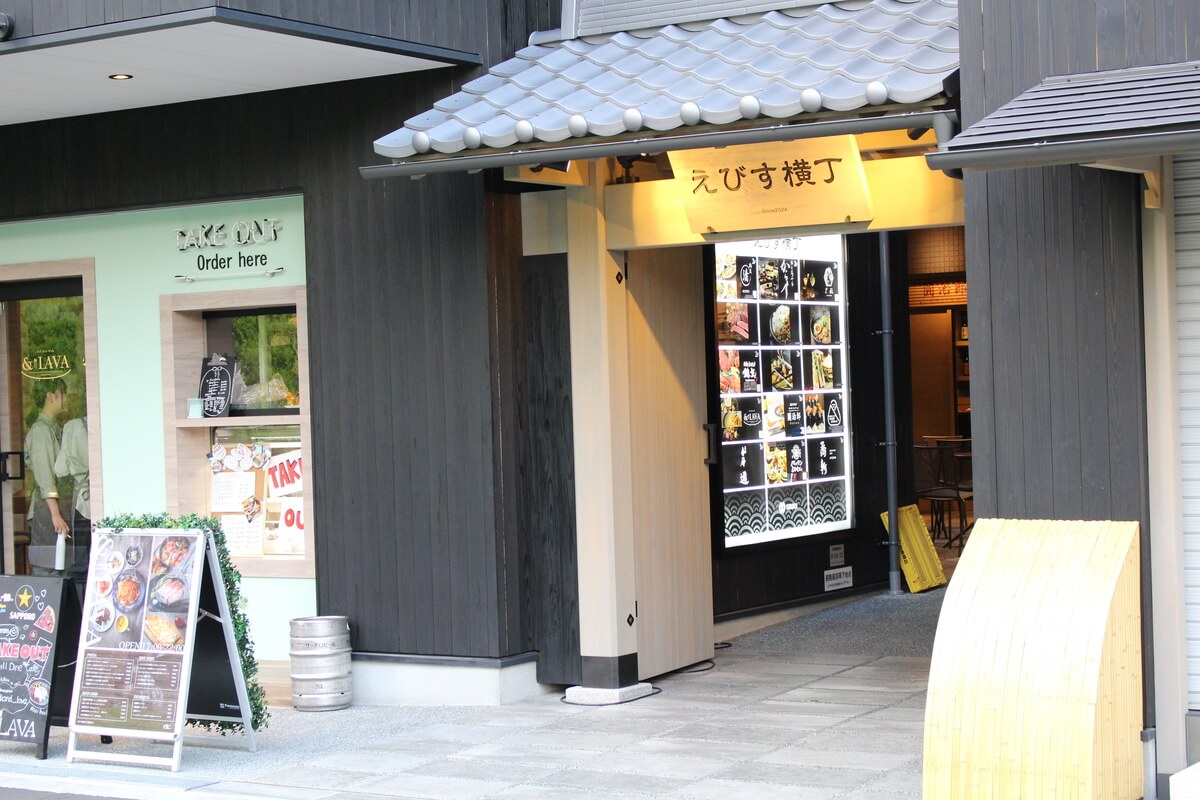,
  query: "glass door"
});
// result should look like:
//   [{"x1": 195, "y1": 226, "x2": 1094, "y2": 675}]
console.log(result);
[{"x1": 0, "y1": 279, "x2": 88, "y2": 579}]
